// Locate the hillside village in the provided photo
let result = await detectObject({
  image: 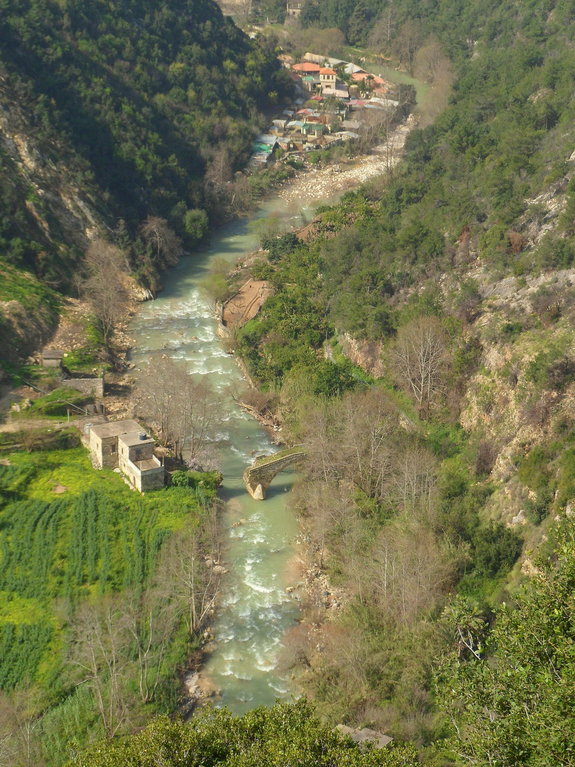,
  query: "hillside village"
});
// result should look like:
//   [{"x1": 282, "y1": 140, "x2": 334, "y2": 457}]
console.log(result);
[{"x1": 249, "y1": 52, "x2": 401, "y2": 167}]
